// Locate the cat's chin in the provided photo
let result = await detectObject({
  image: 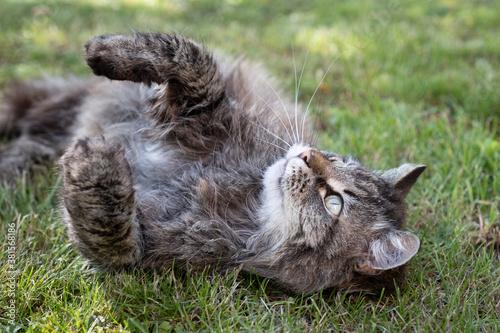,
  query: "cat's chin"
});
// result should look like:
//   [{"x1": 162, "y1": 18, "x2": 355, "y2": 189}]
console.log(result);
[{"x1": 259, "y1": 143, "x2": 313, "y2": 220}]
